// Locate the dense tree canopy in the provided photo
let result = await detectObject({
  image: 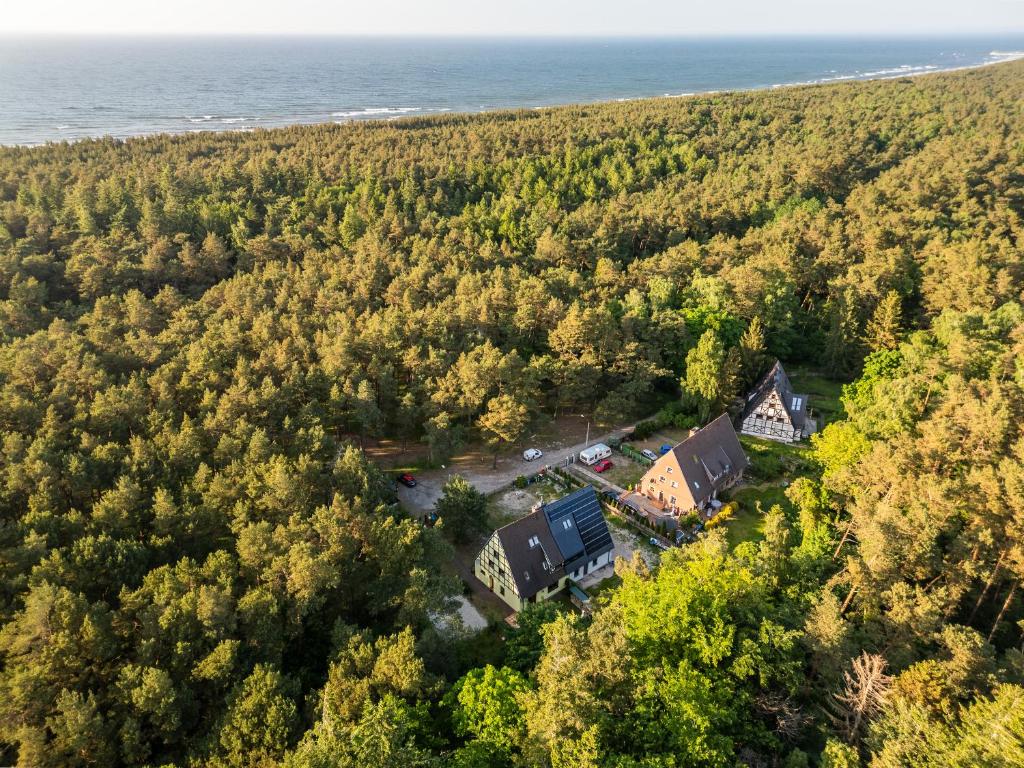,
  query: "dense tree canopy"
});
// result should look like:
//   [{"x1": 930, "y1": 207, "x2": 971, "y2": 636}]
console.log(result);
[{"x1": 0, "y1": 60, "x2": 1022, "y2": 765}]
